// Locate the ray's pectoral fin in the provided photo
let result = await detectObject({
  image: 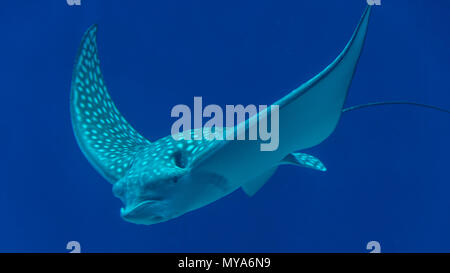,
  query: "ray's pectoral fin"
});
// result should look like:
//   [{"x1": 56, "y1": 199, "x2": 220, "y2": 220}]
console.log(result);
[
  {"x1": 273, "y1": 6, "x2": 373, "y2": 152},
  {"x1": 70, "y1": 25, "x2": 151, "y2": 184},
  {"x1": 194, "y1": 6, "x2": 372, "y2": 181},
  {"x1": 280, "y1": 153, "x2": 327, "y2": 172}
]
